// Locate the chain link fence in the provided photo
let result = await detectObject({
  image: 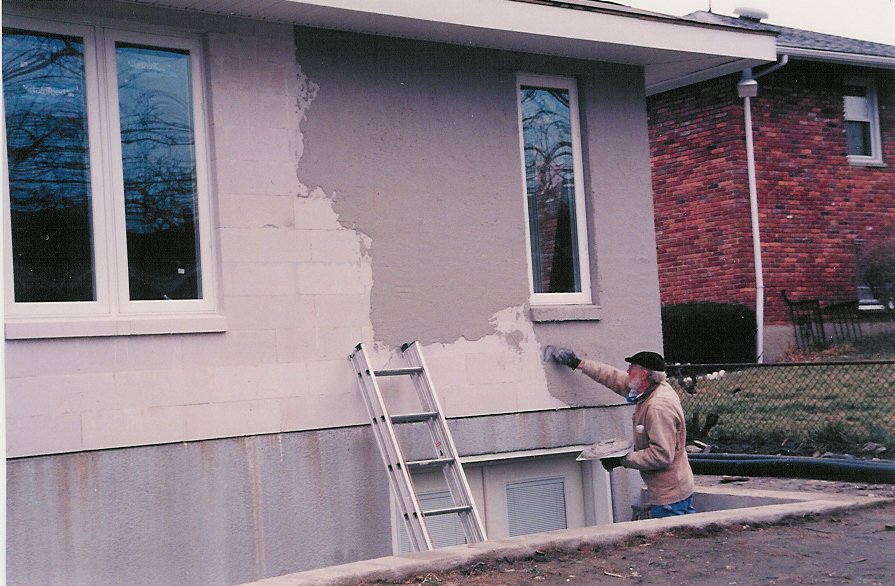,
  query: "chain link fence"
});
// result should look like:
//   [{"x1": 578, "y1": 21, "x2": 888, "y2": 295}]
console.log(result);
[{"x1": 665, "y1": 361, "x2": 895, "y2": 459}]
